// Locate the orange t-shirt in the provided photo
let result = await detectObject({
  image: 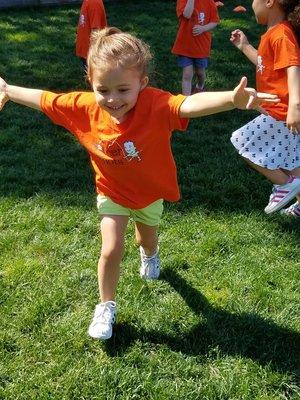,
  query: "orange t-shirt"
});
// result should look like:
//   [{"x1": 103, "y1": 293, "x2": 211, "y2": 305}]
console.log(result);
[
  {"x1": 256, "y1": 21, "x2": 300, "y2": 121},
  {"x1": 75, "y1": 0, "x2": 107, "y2": 59},
  {"x1": 40, "y1": 87, "x2": 189, "y2": 209},
  {"x1": 172, "y1": 0, "x2": 219, "y2": 58}
]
